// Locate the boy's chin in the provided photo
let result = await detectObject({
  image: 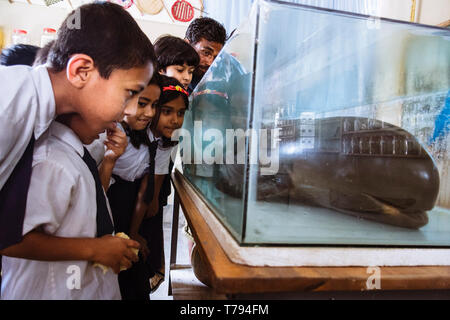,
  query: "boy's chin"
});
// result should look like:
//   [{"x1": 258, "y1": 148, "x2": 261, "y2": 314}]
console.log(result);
[{"x1": 80, "y1": 133, "x2": 99, "y2": 145}]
